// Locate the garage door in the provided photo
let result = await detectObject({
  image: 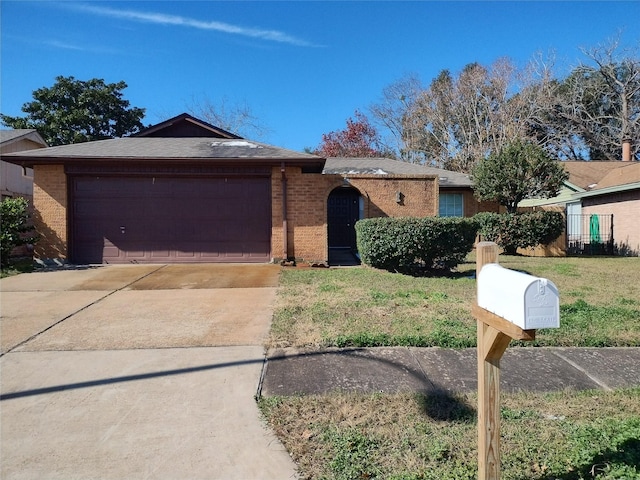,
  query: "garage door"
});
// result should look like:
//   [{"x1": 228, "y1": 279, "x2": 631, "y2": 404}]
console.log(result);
[{"x1": 71, "y1": 176, "x2": 271, "y2": 264}]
